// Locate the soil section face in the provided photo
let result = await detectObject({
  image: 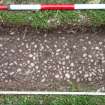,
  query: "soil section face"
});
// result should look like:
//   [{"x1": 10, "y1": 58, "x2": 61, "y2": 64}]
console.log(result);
[{"x1": 0, "y1": 24, "x2": 105, "y2": 91}]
